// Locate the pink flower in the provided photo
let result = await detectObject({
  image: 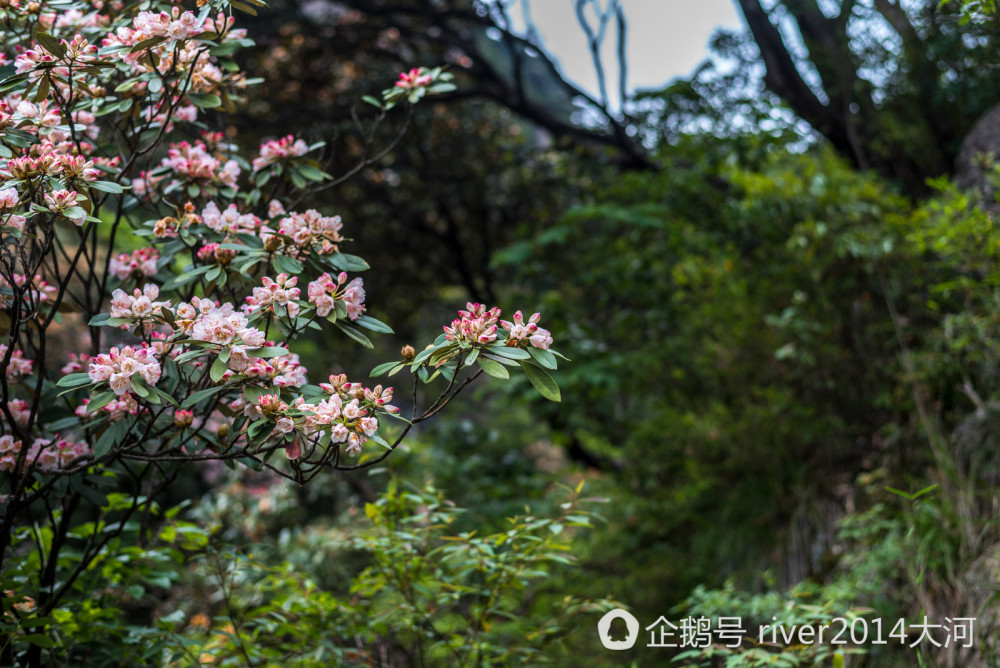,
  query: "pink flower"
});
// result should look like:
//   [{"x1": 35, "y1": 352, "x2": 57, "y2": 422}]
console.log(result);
[
  {"x1": 443, "y1": 302, "x2": 501, "y2": 345},
  {"x1": 244, "y1": 274, "x2": 301, "y2": 317},
  {"x1": 306, "y1": 272, "x2": 364, "y2": 319},
  {"x1": 252, "y1": 135, "x2": 309, "y2": 171},
  {"x1": 88, "y1": 346, "x2": 161, "y2": 396},
  {"x1": 395, "y1": 67, "x2": 433, "y2": 89},
  {"x1": 500, "y1": 310, "x2": 553, "y2": 350},
  {"x1": 109, "y1": 248, "x2": 159, "y2": 281}
]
